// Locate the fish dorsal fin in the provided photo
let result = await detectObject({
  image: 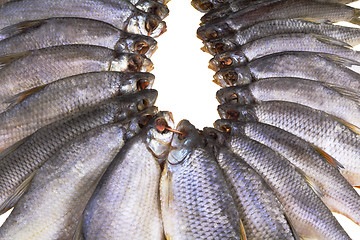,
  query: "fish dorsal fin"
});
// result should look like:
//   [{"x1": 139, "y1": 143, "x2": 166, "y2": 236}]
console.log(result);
[
  {"x1": 312, "y1": 145, "x2": 344, "y2": 170},
  {"x1": 0, "y1": 136, "x2": 29, "y2": 161},
  {"x1": 325, "y1": 83, "x2": 360, "y2": 105},
  {"x1": 0, "y1": 170, "x2": 37, "y2": 215},
  {"x1": 284, "y1": 213, "x2": 301, "y2": 240},
  {"x1": 239, "y1": 218, "x2": 247, "y2": 240},
  {"x1": 313, "y1": 34, "x2": 352, "y2": 48},
  {"x1": 296, "y1": 167, "x2": 324, "y2": 198},
  {"x1": 321, "y1": 53, "x2": 360, "y2": 67},
  {"x1": 72, "y1": 216, "x2": 85, "y2": 240},
  {"x1": 4, "y1": 85, "x2": 46, "y2": 110},
  {"x1": 0, "y1": 20, "x2": 43, "y2": 38},
  {"x1": 0, "y1": 51, "x2": 31, "y2": 69}
]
